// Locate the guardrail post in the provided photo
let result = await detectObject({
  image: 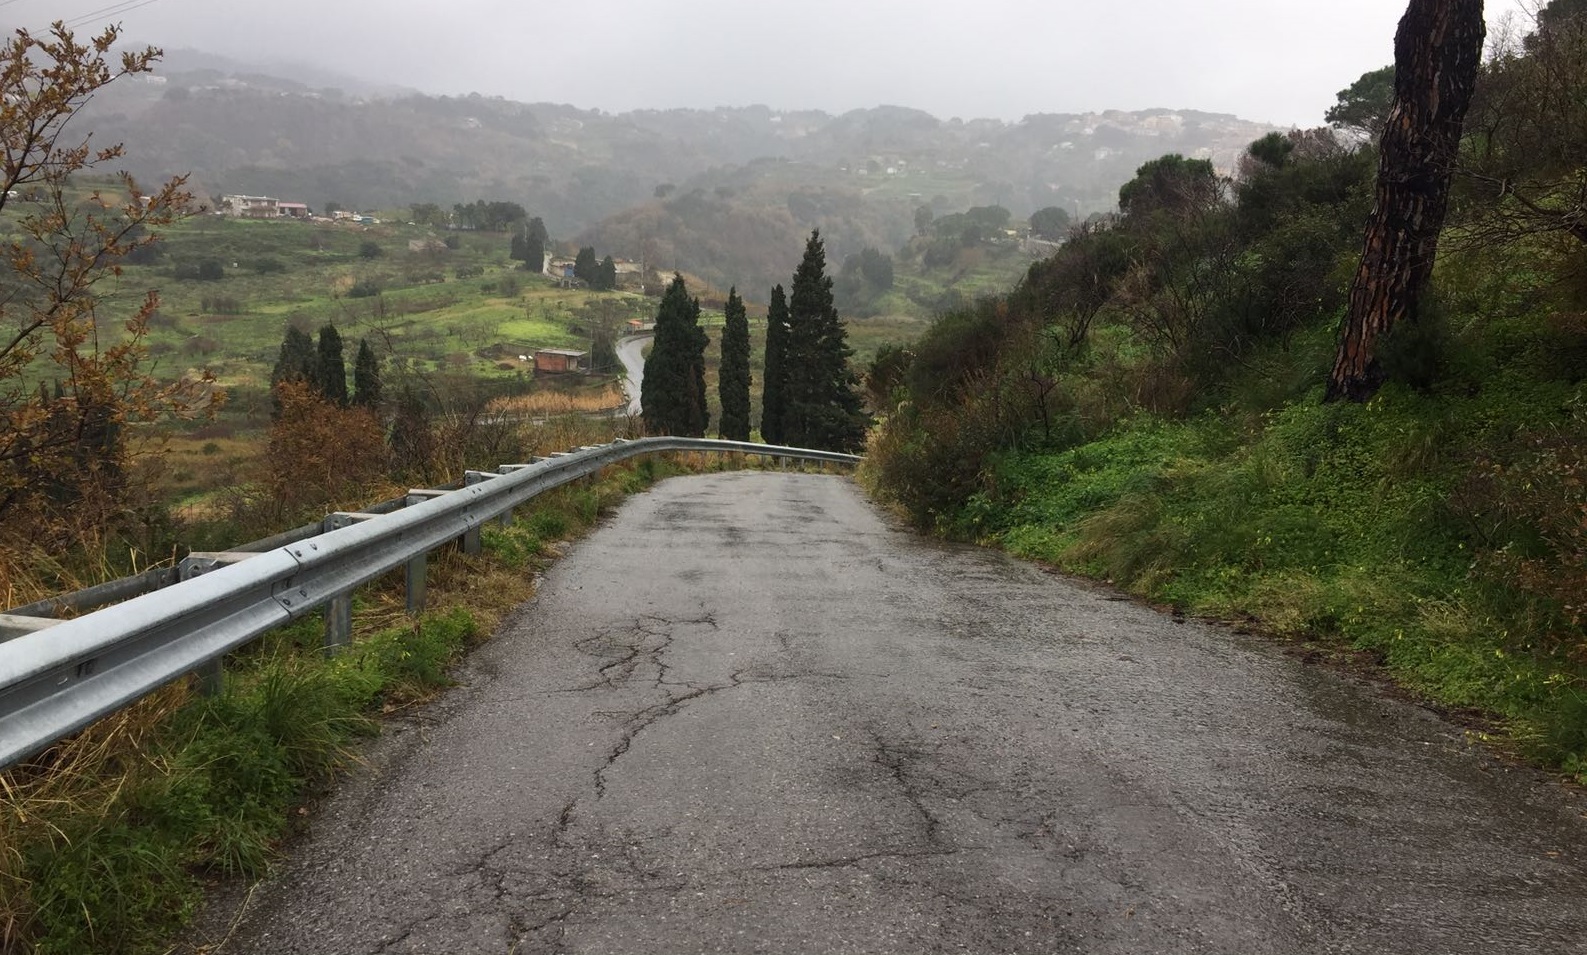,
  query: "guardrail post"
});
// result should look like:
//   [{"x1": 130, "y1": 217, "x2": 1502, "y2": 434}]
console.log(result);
[
  {"x1": 406, "y1": 552, "x2": 427, "y2": 616},
  {"x1": 497, "y1": 462, "x2": 542, "y2": 526},
  {"x1": 178, "y1": 555, "x2": 227, "y2": 695},
  {"x1": 320, "y1": 513, "x2": 368, "y2": 655},
  {"x1": 324, "y1": 593, "x2": 352, "y2": 655},
  {"x1": 465, "y1": 471, "x2": 504, "y2": 538}
]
